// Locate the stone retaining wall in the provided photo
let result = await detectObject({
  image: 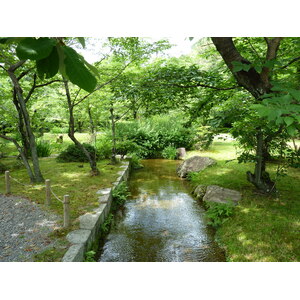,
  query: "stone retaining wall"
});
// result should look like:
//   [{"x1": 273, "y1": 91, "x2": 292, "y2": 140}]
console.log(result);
[{"x1": 62, "y1": 160, "x2": 130, "y2": 262}]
